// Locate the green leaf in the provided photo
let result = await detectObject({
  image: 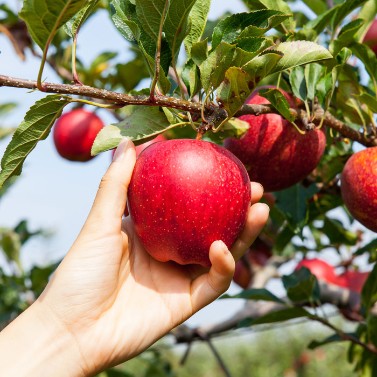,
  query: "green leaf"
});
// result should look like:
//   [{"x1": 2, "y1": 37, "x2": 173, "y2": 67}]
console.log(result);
[
  {"x1": 275, "y1": 184, "x2": 318, "y2": 227},
  {"x1": 242, "y1": 51, "x2": 283, "y2": 83},
  {"x1": 204, "y1": 118, "x2": 250, "y2": 143},
  {"x1": 212, "y1": 10, "x2": 290, "y2": 50},
  {"x1": 199, "y1": 42, "x2": 236, "y2": 92},
  {"x1": 182, "y1": 59, "x2": 200, "y2": 97},
  {"x1": 242, "y1": 0, "x2": 295, "y2": 32},
  {"x1": 0, "y1": 95, "x2": 70, "y2": 189},
  {"x1": 92, "y1": 106, "x2": 169, "y2": 155},
  {"x1": 248, "y1": 307, "x2": 310, "y2": 326},
  {"x1": 305, "y1": 63, "x2": 323, "y2": 101},
  {"x1": 259, "y1": 88, "x2": 295, "y2": 122},
  {"x1": 316, "y1": 72, "x2": 333, "y2": 108},
  {"x1": 361, "y1": 264, "x2": 377, "y2": 312},
  {"x1": 282, "y1": 268, "x2": 320, "y2": 303},
  {"x1": 308, "y1": 333, "x2": 350, "y2": 349},
  {"x1": 221, "y1": 288, "x2": 285, "y2": 304},
  {"x1": 217, "y1": 67, "x2": 253, "y2": 117},
  {"x1": 289, "y1": 66, "x2": 307, "y2": 101},
  {"x1": 110, "y1": 0, "x2": 140, "y2": 42},
  {"x1": 0, "y1": 103, "x2": 17, "y2": 117},
  {"x1": 64, "y1": 0, "x2": 100, "y2": 38},
  {"x1": 357, "y1": 0, "x2": 377, "y2": 40},
  {"x1": 191, "y1": 38, "x2": 209, "y2": 66},
  {"x1": 358, "y1": 93, "x2": 377, "y2": 113},
  {"x1": 19, "y1": 0, "x2": 88, "y2": 49},
  {"x1": 306, "y1": 0, "x2": 367, "y2": 35},
  {"x1": 110, "y1": 0, "x2": 171, "y2": 93},
  {"x1": 271, "y1": 41, "x2": 332, "y2": 74},
  {"x1": 355, "y1": 238, "x2": 377, "y2": 258},
  {"x1": 0, "y1": 230, "x2": 21, "y2": 264},
  {"x1": 184, "y1": 0, "x2": 211, "y2": 54},
  {"x1": 367, "y1": 315, "x2": 377, "y2": 348},
  {"x1": 321, "y1": 218, "x2": 359, "y2": 246},
  {"x1": 135, "y1": 0, "x2": 167, "y2": 42},
  {"x1": 164, "y1": 0, "x2": 197, "y2": 60},
  {"x1": 301, "y1": 0, "x2": 327, "y2": 16}
]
